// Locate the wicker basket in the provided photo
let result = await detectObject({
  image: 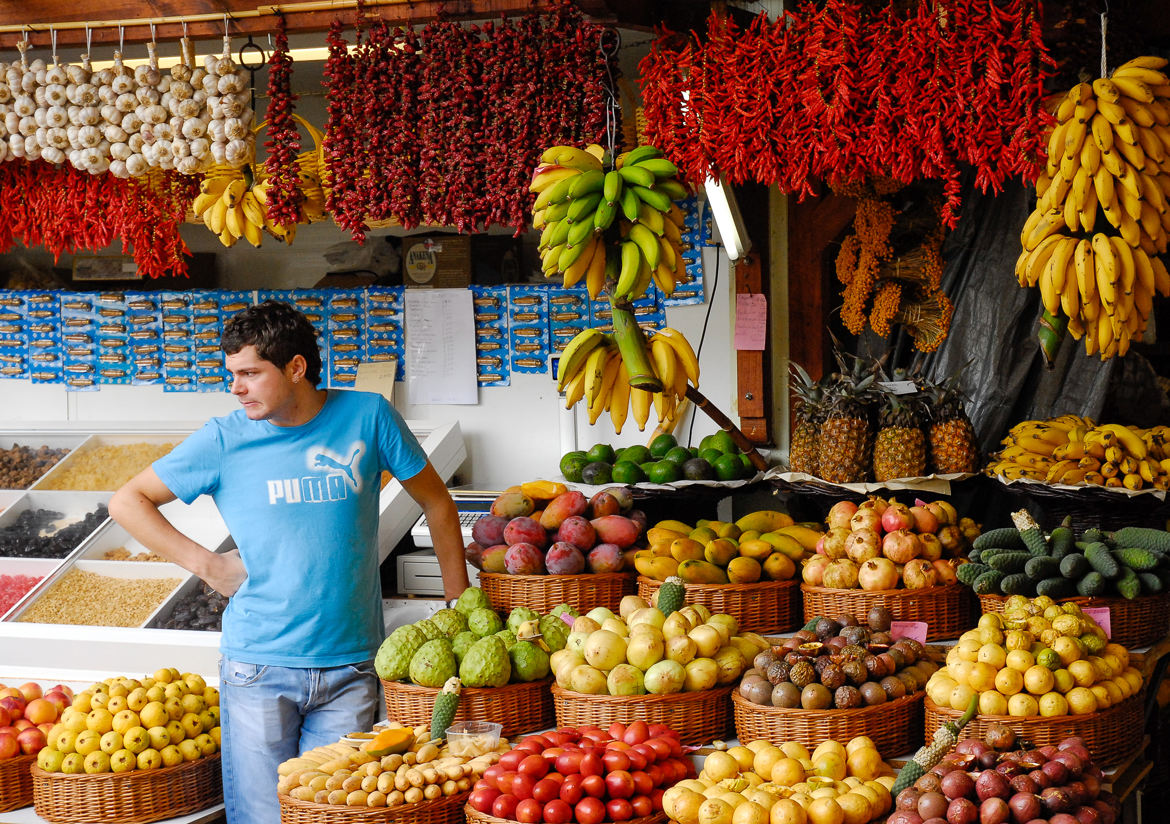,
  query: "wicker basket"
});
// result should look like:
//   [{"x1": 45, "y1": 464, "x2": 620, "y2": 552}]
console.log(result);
[
  {"x1": 978, "y1": 592, "x2": 1170, "y2": 649},
  {"x1": 925, "y1": 693, "x2": 1144, "y2": 768},
  {"x1": 478, "y1": 572, "x2": 636, "y2": 615},
  {"x1": 381, "y1": 678, "x2": 553, "y2": 740},
  {"x1": 466, "y1": 803, "x2": 667, "y2": 824},
  {"x1": 280, "y1": 790, "x2": 469, "y2": 824},
  {"x1": 637, "y1": 577, "x2": 800, "y2": 634},
  {"x1": 731, "y1": 690, "x2": 924, "y2": 756},
  {"x1": 550, "y1": 684, "x2": 732, "y2": 746},
  {"x1": 801, "y1": 582, "x2": 973, "y2": 641},
  {"x1": 31, "y1": 754, "x2": 222, "y2": 824},
  {"x1": 0, "y1": 753, "x2": 34, "y2": 812}
]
